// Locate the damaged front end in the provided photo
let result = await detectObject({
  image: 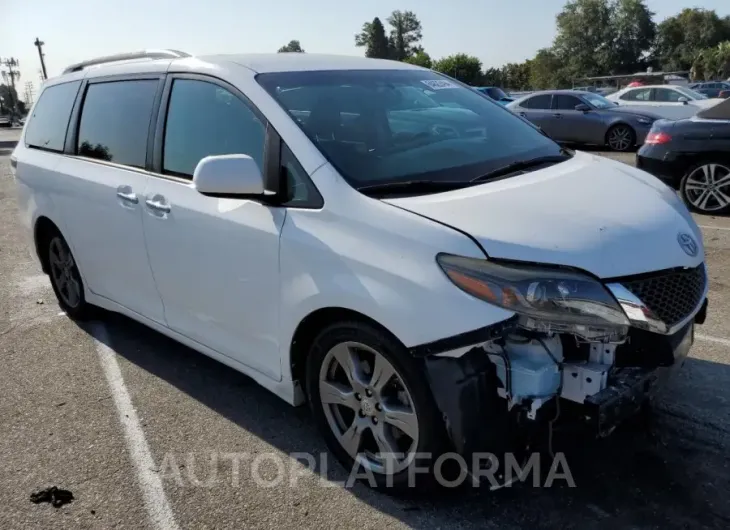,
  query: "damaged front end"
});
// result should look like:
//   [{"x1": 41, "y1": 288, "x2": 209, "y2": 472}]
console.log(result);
[{"x1": 416, "y1": 256, "x2": 708, "y2": 473}]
